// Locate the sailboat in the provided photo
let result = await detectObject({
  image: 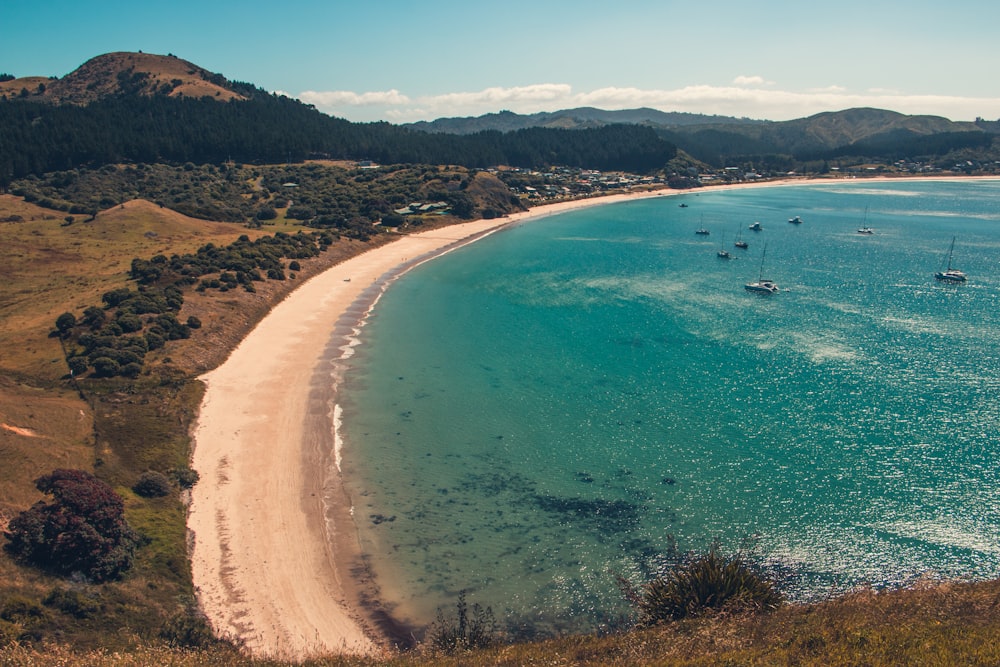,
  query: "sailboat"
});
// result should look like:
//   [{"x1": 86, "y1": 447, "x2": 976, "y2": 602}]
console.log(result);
[
  {"x1": 744, "y1": 243, "x2": 779, "y2": 294},
  {"x1": 734, "y1": 225, "x2": 749, "y2": 249},
  {"x1": 857, "y1": 206, "x2": 874, "y2": 234},
  {"x1": 935, "y1": 236, "x2": 967, "y2": 282},
  {"x1": 717, "y1": 234, "x2": 732, "y2": 259}
]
